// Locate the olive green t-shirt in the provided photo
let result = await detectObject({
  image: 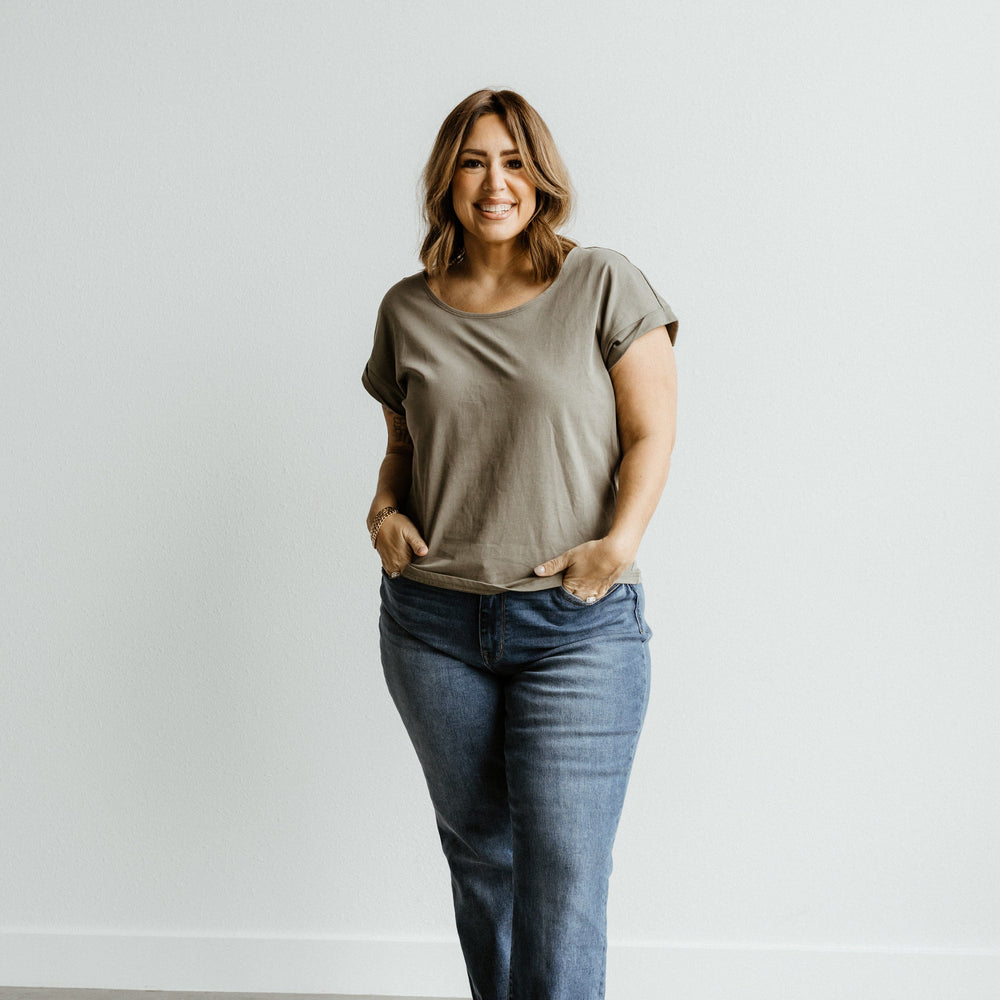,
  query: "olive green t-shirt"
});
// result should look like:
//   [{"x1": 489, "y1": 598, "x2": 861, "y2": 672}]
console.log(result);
[{"x1": 362, "y1": 246, "x2": 679, "y2": 594}]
